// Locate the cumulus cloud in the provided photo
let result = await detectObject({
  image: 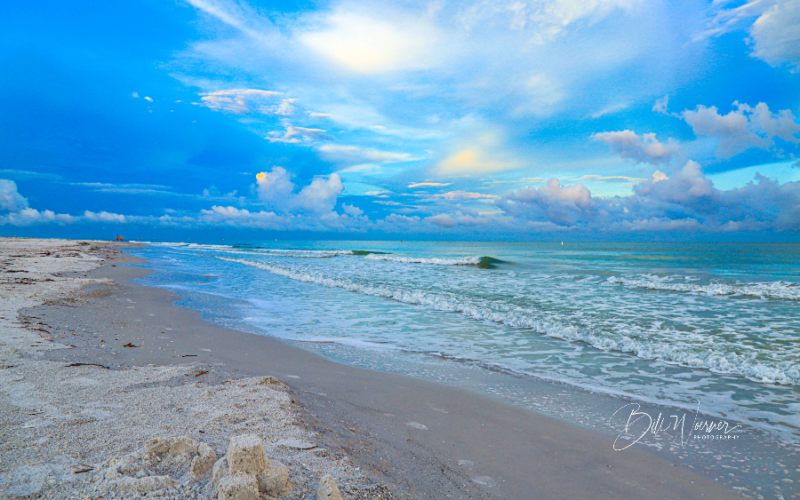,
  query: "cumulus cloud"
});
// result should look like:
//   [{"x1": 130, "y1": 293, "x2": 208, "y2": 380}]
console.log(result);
[
  {"x1": 427, "y1": 211, "x2": 492, "y2": 228},
  {"x1": 494, "y1": 160, "x2": 800, "y2": 232},
  {"x1": 0, "y1": 180, "x2": 29, "y2": 212},
  {"x1": 749, "y1": 0, "x2": 800, "y2": 71},
  {"x1": 592, "y1": 130, "x2": 680, "y2": 165},
  {"x1": 255, "y1": 167, "x2": 344, "y2": 214},
  {"x1": 82, "y1": 211, "x2": 128, "y2": 223},
  {"x1": 680, "y1": 102, "x2": 800, "y2": 158},
  {"x1": 698, "y1": 0, "x2": 800, "y2": 72},
  {"x1": 295, "y1": 174, "x2": 345, "y2": 213},
  {"x1": 341, "y1": 203, "x2": 364, "y2": 216},
  {"x1": 0, "y1": 208, "x2": 77, "y2": 226},
  {"x1": 499, "y1": 178, "x2": 595, "y2": 226},
  {"x1": 267, "y1": 125, "x2": 333, "y2": 143},
  {"x1": 198, "y1": 89, "x2": 281, "y2": 114},
  {"x1": 199, "y1": 206, "x2": 286, "y2": 229}
]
